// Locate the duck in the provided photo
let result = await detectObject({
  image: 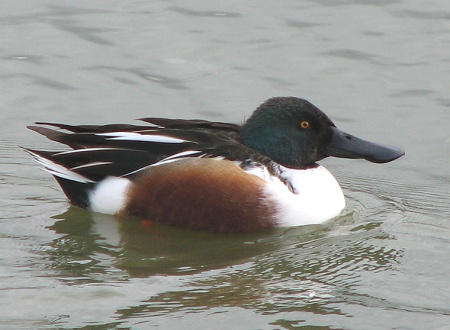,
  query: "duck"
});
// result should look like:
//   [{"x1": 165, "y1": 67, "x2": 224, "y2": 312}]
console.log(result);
[{"x1": 26, "y1": 97, "x2": 404, "y2": 233}]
